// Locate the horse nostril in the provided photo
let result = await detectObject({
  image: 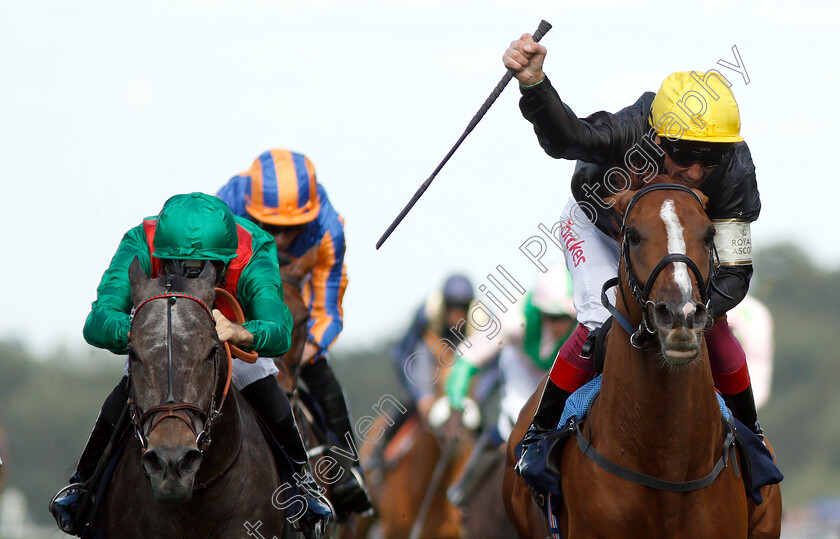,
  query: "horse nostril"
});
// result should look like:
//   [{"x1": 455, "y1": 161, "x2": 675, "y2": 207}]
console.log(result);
[
  {"x1": 141, "y1": 450, "x2": 166, "y2": 474},
  {"x1": 653, "y1": 303, "x2": 672, "y2": 327},
  {"x1": 178, "y1": 449, "x2": 203, "y2": 476},
  {"x1": 691, "y1": 302, "x2": 708, "y2": 329}
]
